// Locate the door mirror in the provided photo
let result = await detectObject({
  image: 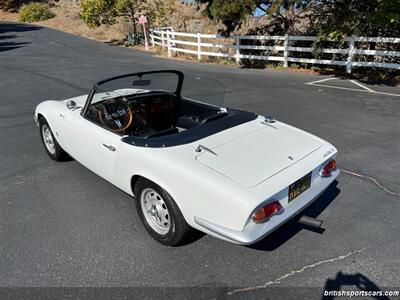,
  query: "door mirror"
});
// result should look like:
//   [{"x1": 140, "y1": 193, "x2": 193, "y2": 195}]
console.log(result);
[{"x1": 66, "y1": 100, "x2": 77, "y2": 109}]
